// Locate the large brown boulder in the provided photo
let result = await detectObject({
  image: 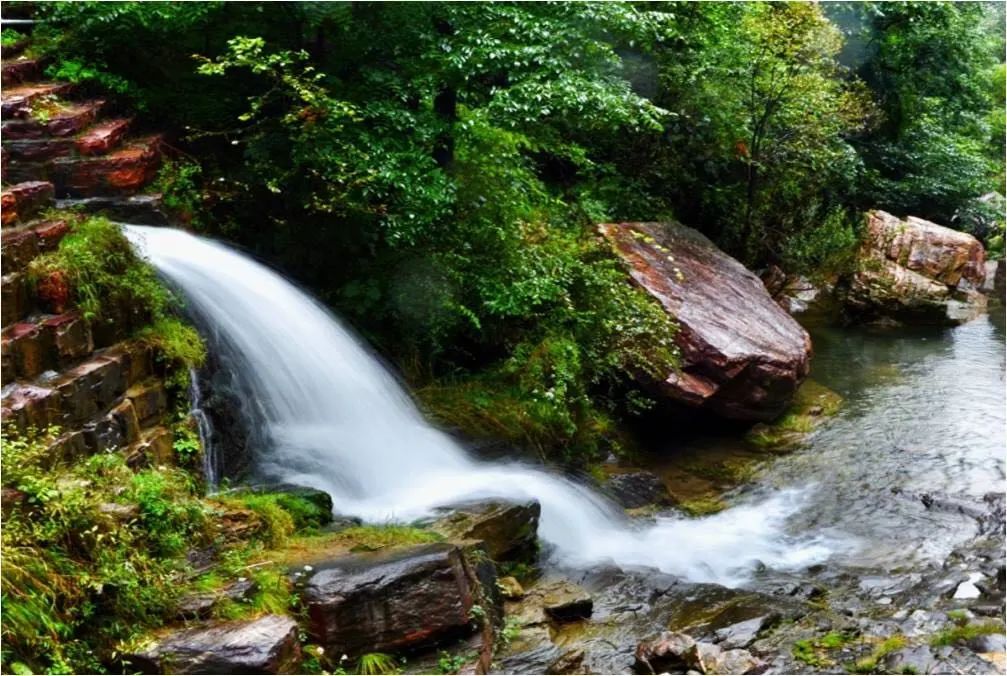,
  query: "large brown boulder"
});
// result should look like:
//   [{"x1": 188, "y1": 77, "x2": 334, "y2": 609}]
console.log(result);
[
  {"x1": 599, "y1": 222, "x2": 811, "y2": 422},
  {"x1": 846, "y1": 211, "x2": 987, "y2": 324},
  {"x1": 301, "y1": 542, "x2": 481, "y2": 656}
]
